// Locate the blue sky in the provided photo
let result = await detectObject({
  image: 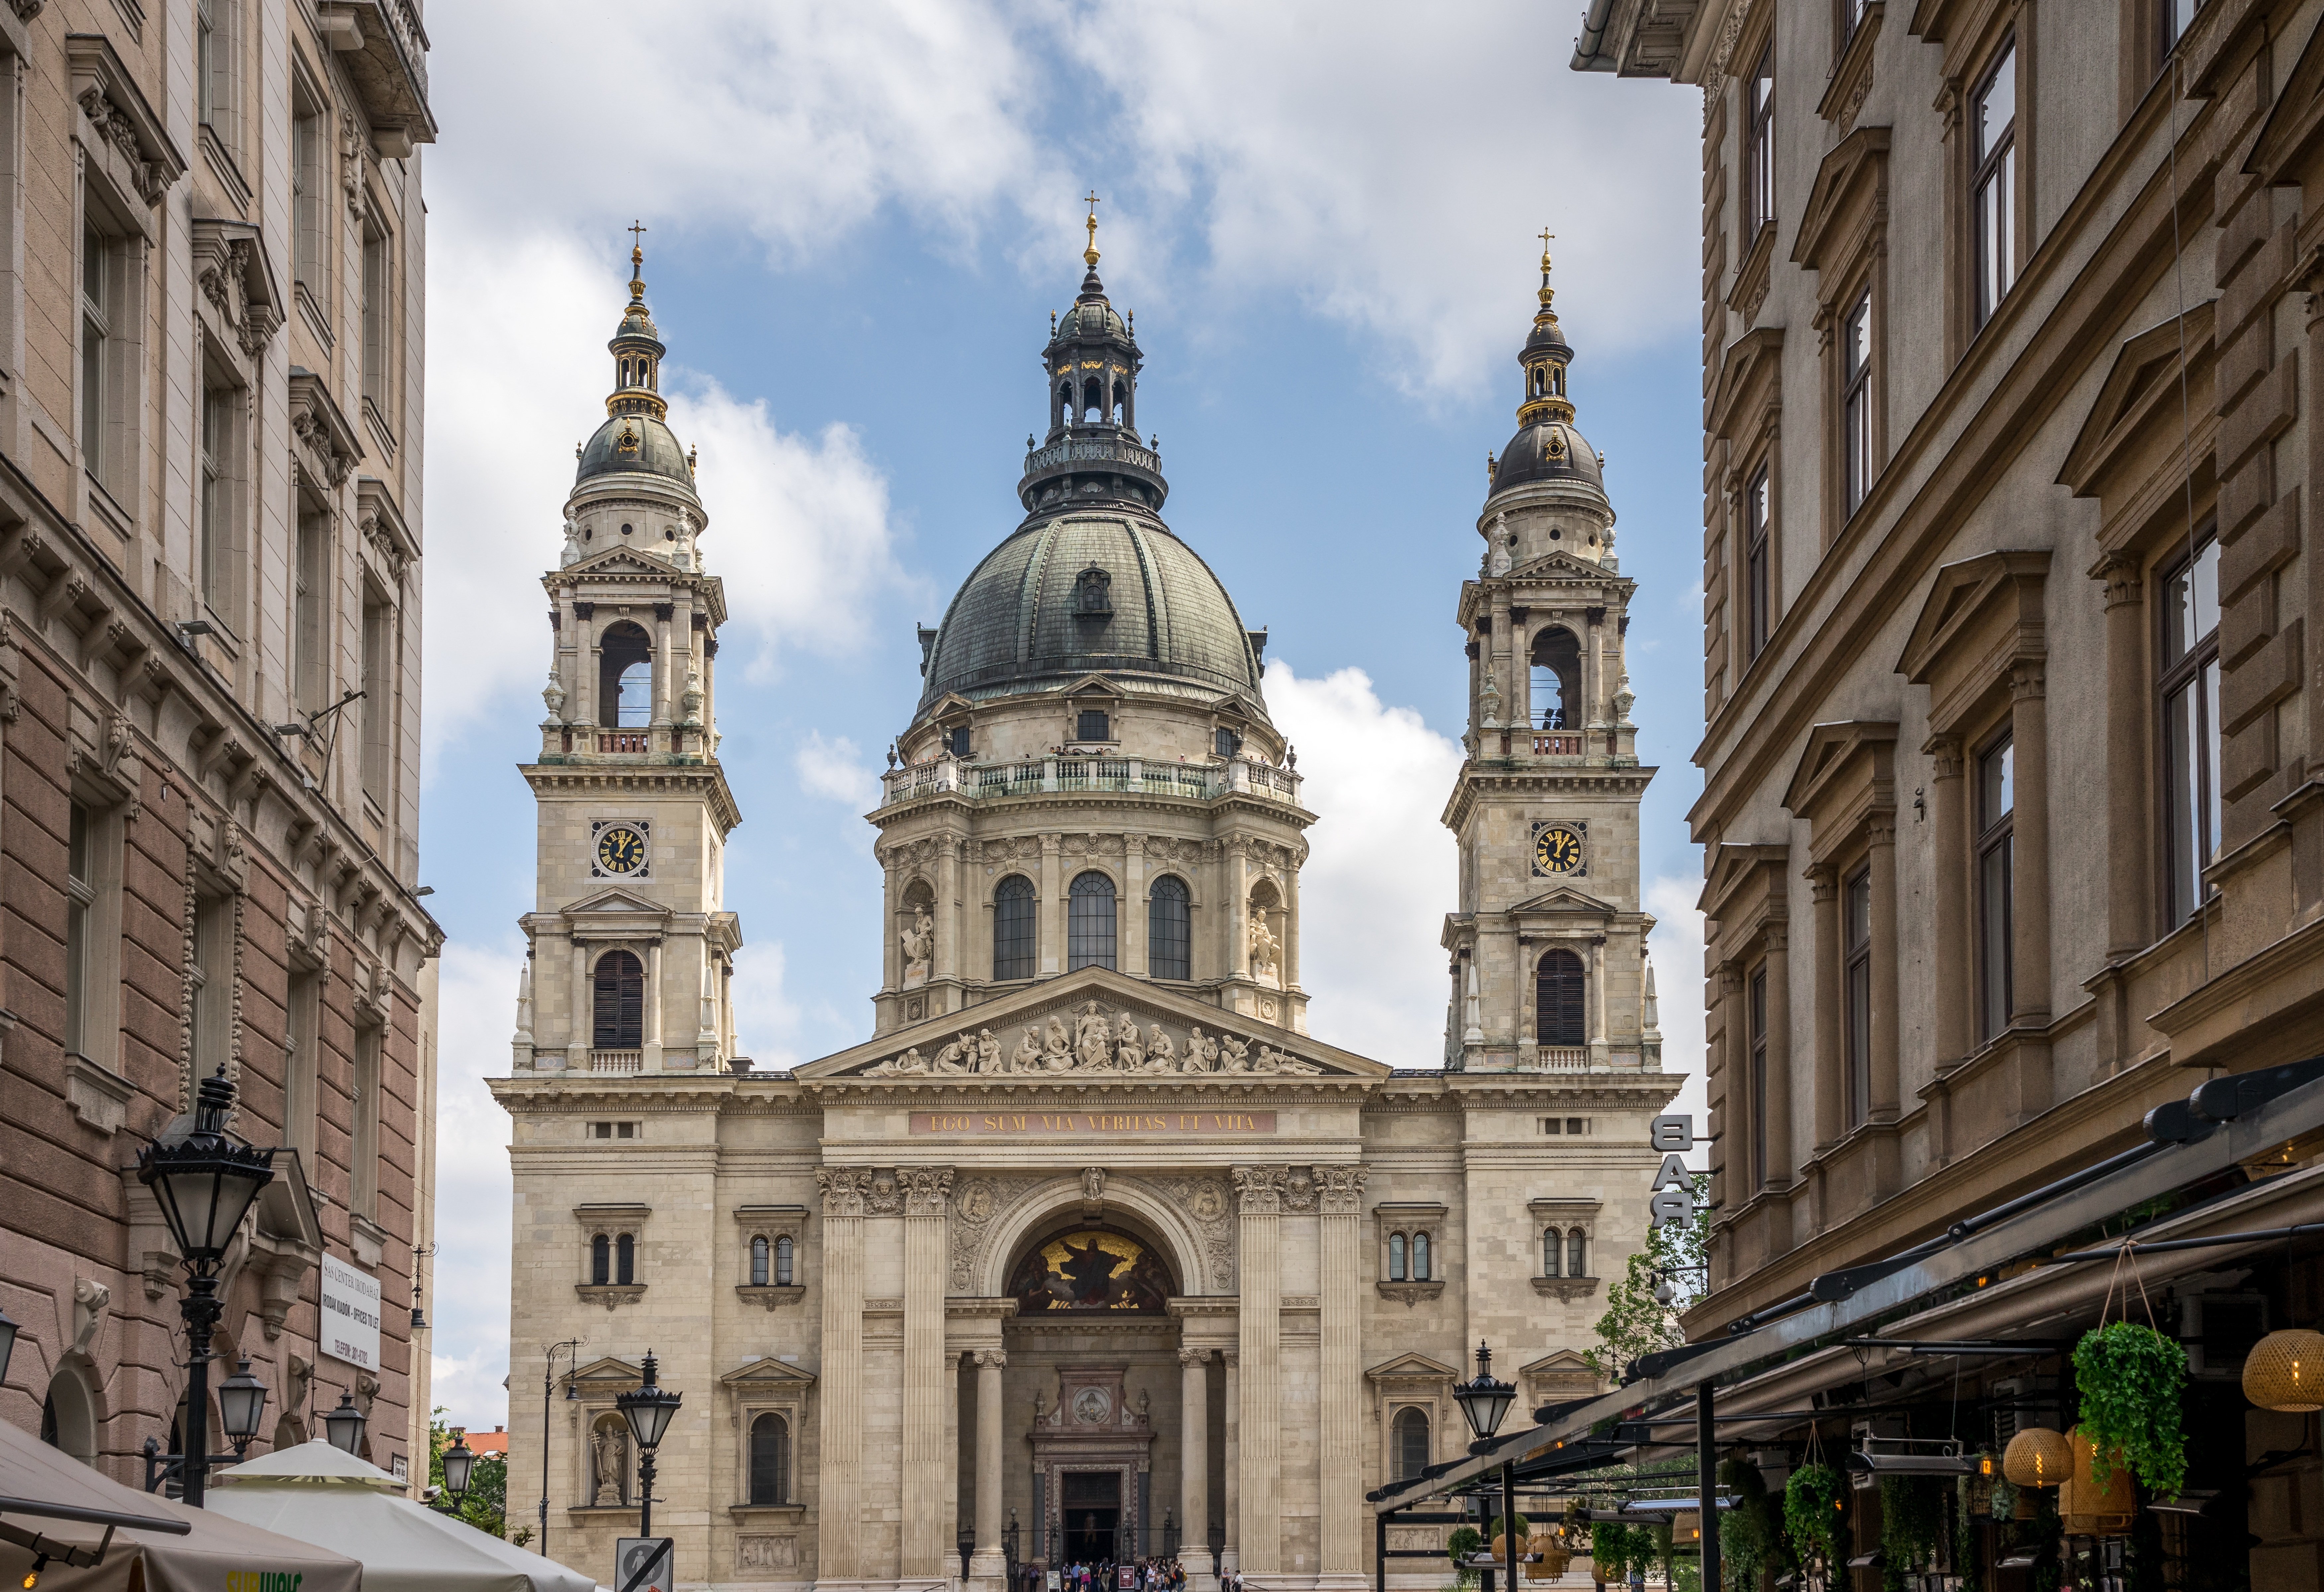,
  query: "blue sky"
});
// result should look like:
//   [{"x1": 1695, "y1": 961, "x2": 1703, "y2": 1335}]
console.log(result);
[{"x1": 416, "y1": 1, "x2": 1708, "y2": 1431}]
